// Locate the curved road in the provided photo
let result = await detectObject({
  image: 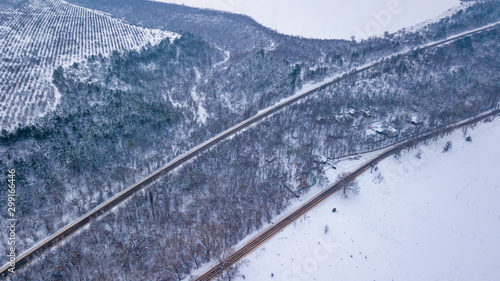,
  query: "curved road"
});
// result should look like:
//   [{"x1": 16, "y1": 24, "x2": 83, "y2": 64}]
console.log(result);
[
  {"x1": 1, "y1": 21, "x2": 499, "y2": 279},
  {"x1": 196, "y1": 109, "x2": 500, "y2": 281}
]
